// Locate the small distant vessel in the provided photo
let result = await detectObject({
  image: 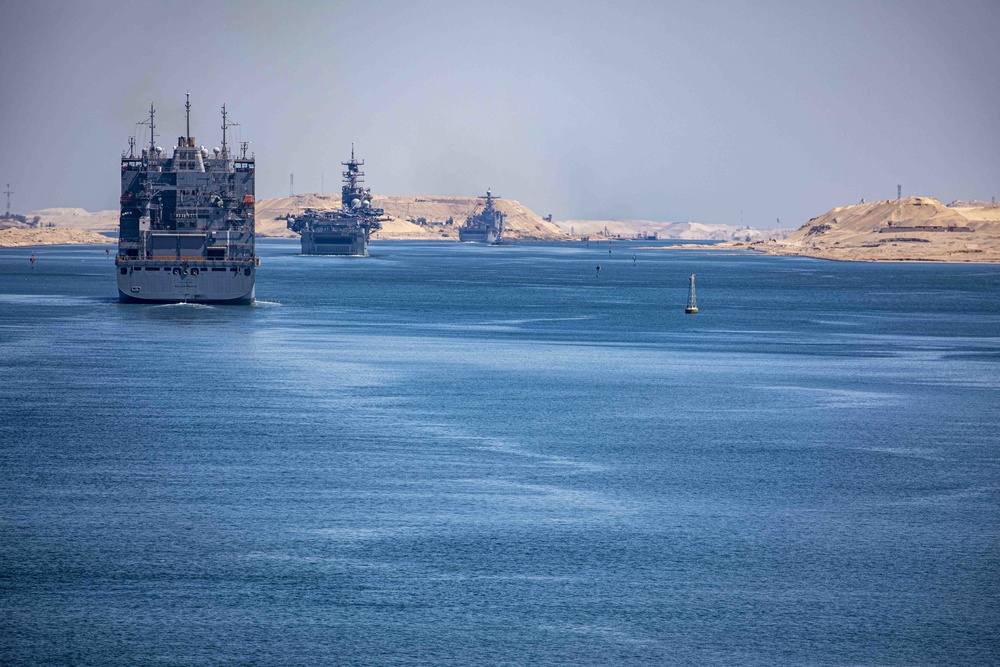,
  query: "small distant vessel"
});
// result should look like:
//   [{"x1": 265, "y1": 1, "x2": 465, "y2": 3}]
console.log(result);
[
  {"x1": 685, "y1": 273, "x2": 698, "y2": 314},
  {"x1": 287, "y1": 146, "x2": 384, "y2": 256},
  {"x1": 458, "y1": 189, "x2": 506, "y2": 244}
]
